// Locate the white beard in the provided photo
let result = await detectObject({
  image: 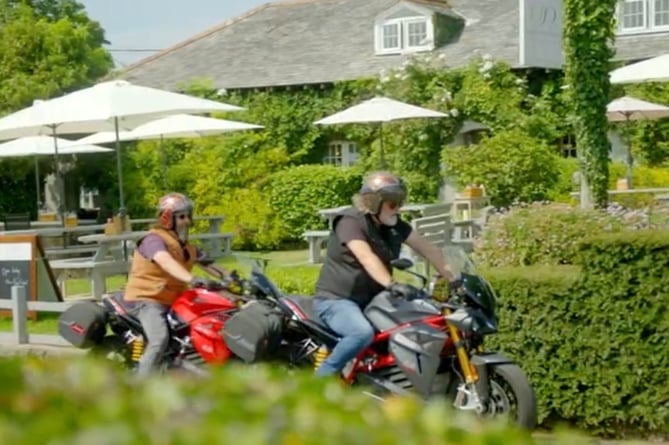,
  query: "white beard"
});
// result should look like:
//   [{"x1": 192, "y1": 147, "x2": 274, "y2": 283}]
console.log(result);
[
  {"x1": 379, "y1": 213, "x2": 398, "y2": 227},
  {"x1": 176, "y1": 227, "x2": 189, "y2": 242}
]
